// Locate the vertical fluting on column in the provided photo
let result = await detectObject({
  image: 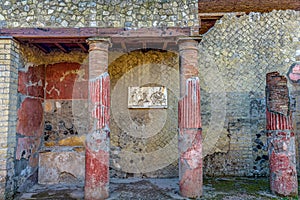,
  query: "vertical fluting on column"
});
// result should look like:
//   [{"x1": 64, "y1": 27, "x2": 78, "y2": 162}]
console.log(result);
[
  {"x1": 85, "y1": 38, "x2": 111, "y2": 200},
  {"x1": 178, "y1": 38, "x2": 202, "y2": 198},
  {"x1": 266, "y1": 72, "x2": 298, "y2": 197}
]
